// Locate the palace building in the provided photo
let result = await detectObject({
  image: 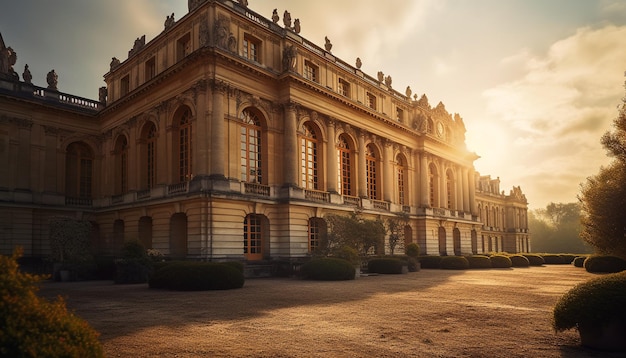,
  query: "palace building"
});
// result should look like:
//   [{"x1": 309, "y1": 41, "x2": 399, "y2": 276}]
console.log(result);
[{"x1": 0, "y1": 0, "x2": 529, "y2": 263}]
